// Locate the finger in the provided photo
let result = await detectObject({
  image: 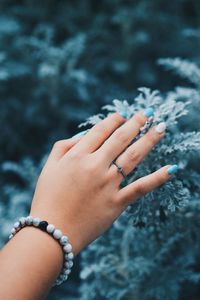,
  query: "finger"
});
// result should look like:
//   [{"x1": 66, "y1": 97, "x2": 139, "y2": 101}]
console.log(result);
[
  {"x1": 71, "y1": 113, "x2": 126, "y2": 153},
  {"x1": 109, "y1": 122, "x2": 166, "y2": 180},
  {"x1": 116, "y1": 165, "x2": 178, "y2": 206},
  {"x1": 95, "y1": 108, "x2": 154, "y2": 163},
  {"x1": 49, "y1": 137, "x2": 81, "y2": 161}
]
